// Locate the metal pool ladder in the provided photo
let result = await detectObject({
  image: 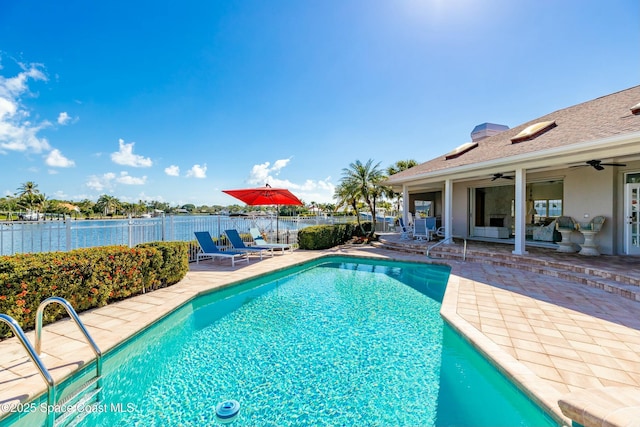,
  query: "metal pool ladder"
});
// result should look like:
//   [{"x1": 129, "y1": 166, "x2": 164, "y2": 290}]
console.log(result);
[{"x1": 0, "y1": 296, "x2": 103, "y2": 427}]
